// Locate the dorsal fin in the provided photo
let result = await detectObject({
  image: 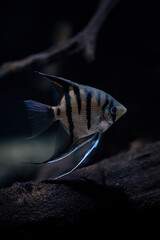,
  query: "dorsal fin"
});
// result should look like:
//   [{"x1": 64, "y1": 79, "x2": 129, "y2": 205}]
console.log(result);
[
  {"x1": 36, "y1": 71, "x2": 79, "y2": 89},
  {"x1": 35, "y1": 71, "x2": 80, "y2": 105}
]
